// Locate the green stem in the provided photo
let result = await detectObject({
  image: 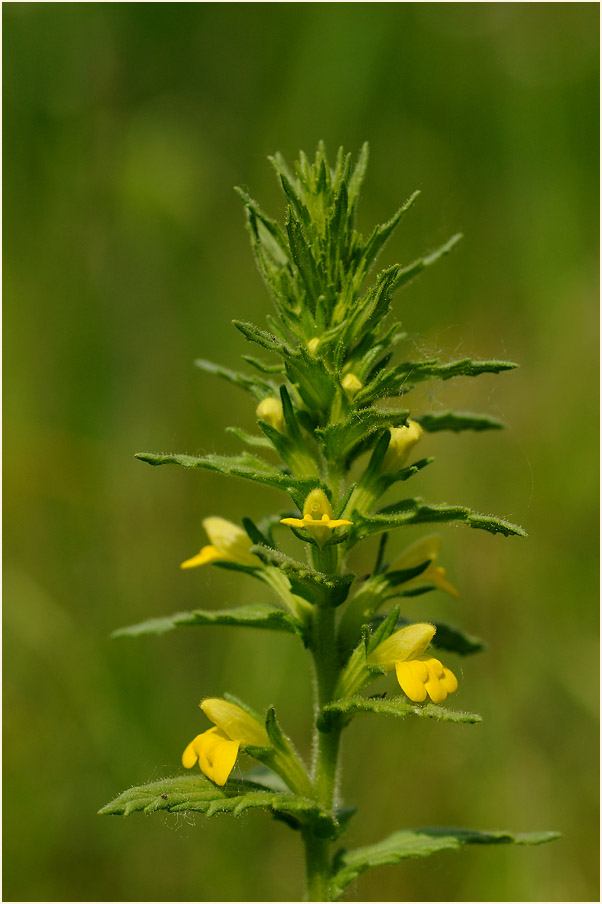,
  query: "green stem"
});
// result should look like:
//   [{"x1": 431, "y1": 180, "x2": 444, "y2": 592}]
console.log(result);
[
  {"x1": 302, "y1": 604, "x2": 343, "y2": 901},
  {"x1": 303, "y1": 827, "x2": 333, "y2": 902}
]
